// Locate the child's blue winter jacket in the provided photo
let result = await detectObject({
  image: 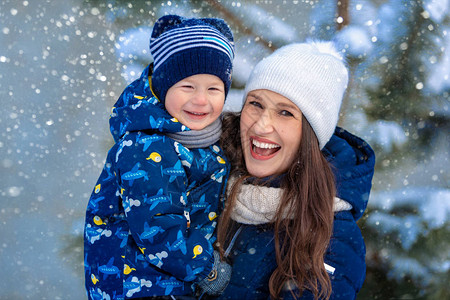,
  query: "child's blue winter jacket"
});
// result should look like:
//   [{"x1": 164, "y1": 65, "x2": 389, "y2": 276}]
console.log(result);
[
  {"x1": 215, "y1": 127, "x2": 375, "y2": 300},
  {"x1": 84, "y1": 65, "x2": 229, "y2": 299}
]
